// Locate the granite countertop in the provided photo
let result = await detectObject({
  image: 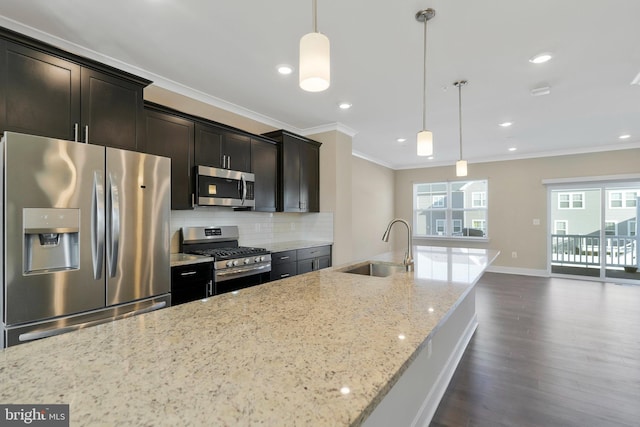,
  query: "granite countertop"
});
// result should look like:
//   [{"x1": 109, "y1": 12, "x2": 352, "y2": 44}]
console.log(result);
[
  {"x1": 0, "y1": 246, "x2": 498, "y2": 426},
  {"x1": 170, "y1": 253, "x2": 213, "y2": 267}
]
